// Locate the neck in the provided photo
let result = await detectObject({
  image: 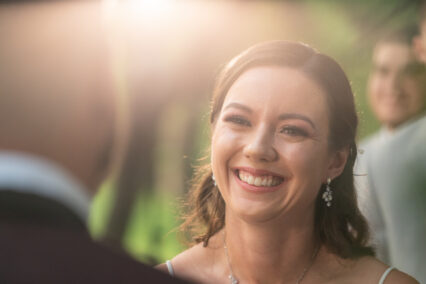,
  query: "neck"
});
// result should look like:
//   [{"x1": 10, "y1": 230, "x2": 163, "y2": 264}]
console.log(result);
[
  {"x1": 385, "y1": 112, "x2": 425, "y2": 131},
  {"x1": 223, "y1": 209, "x2": 318, "y2": 283}
]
